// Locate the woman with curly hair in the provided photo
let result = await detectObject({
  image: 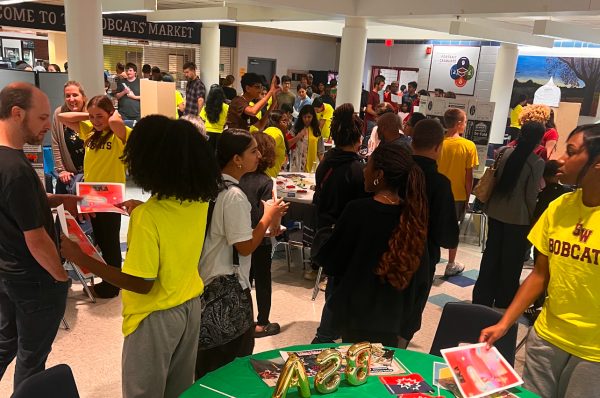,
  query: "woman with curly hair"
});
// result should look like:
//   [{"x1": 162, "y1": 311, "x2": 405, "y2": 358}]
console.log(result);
[
  {"x1": 200, "y1": 84, "x2": 229, "y2": 151},
  {"x1": 239, "y1": 132, "x2": 281, "y2": 338},
  {"x1": 289, "y1": 104, "x2": 324, "y2": 172},
  {"x1": 61, "y1": 115, "x2": 221, "y2": 398},
  {"x1": 315, "y1": 144, "x2": 430, "y2": 346},
  {"x1": 58, "y1": 95, "x2": 130, "y2": 298},
  {"x1": 518, "y1": 104, "x2": 559, "y2": 159},
  {"x1": 481, "y1": 124, "x2": 600, "y2": 397}
]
